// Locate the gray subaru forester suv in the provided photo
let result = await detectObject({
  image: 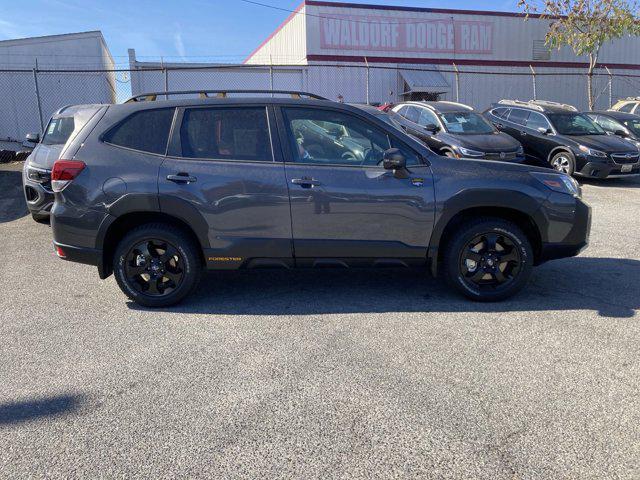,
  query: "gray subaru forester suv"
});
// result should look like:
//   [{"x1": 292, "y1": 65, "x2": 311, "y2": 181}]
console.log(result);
[{"x1": 50, "y1": 90, "x2": 591, "y2": 307}]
